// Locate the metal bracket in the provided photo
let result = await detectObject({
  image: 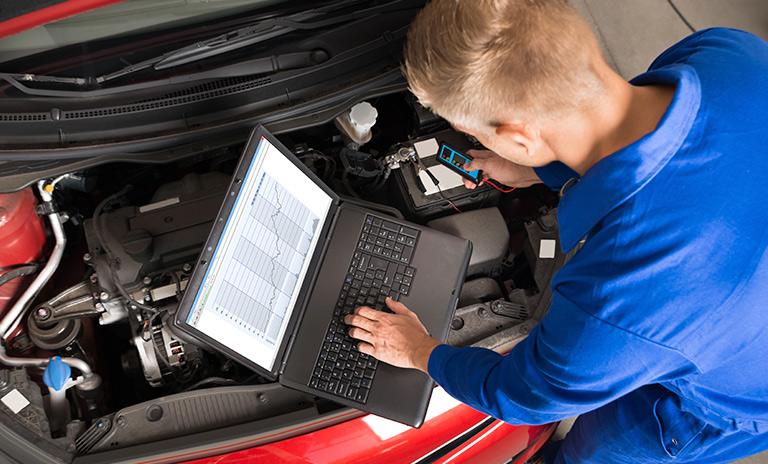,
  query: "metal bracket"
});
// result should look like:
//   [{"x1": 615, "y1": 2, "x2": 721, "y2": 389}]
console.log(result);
[{"x1": 32, "y1": 277, "x2": 105, "y2": 326}]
